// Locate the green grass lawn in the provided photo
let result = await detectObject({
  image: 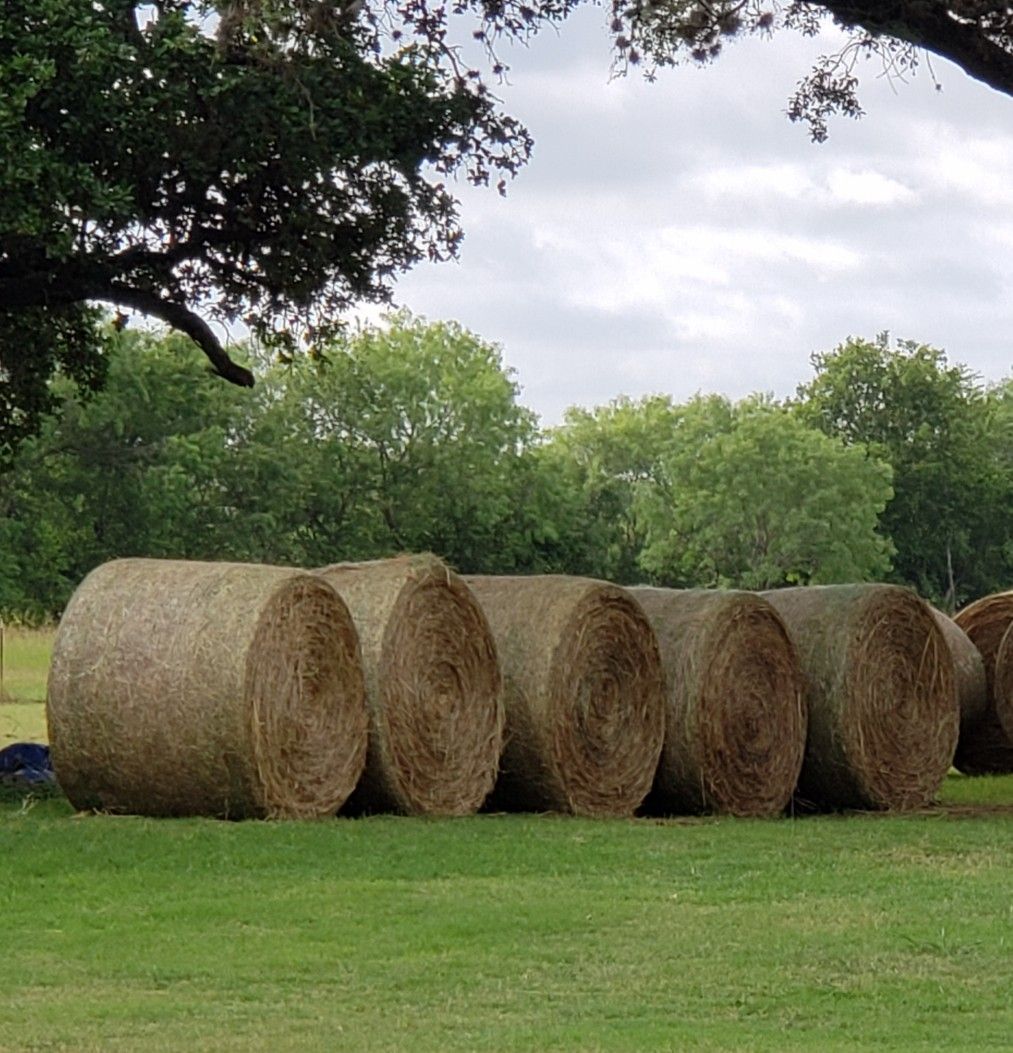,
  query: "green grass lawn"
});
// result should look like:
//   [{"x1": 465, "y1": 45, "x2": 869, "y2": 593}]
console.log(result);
[
  {"x1": 0, "y1": 626, "x2": 53, "y2": 703},
  {"x1": 2, "y1": 775, "x2": 1011, "y2": 1052},
  {"x1": 0, "y1": 626, "x2": 52, "y2": 746},
  {"x1": 0, "y1": 701, "x2": 48, "y2": 747},
  {"x1": 1, "y1": 627, "x2": 1010, "y2": 1050}
]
